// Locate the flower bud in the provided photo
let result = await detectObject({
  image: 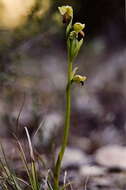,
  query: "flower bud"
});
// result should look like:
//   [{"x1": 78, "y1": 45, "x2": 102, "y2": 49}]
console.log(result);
[
  {"x1": 73, "y1": 22, "x2": 85, "y2": 33},
  {"x1": 69, "y1": 31, "x2": 77, "y2": 39}
]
